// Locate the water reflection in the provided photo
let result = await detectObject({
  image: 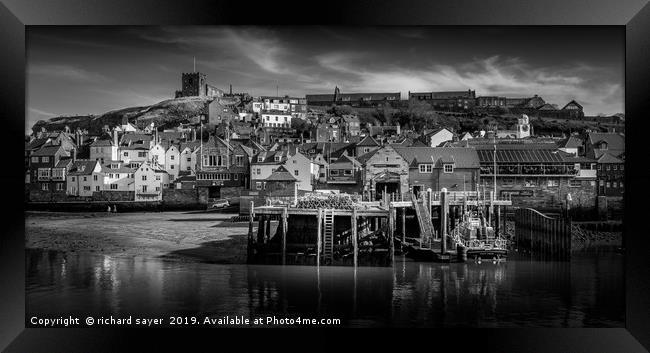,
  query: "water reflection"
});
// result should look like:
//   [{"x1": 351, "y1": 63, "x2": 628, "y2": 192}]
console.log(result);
[{"x1": 26, "y1": 249, "x2": 623, "y2": 327}]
